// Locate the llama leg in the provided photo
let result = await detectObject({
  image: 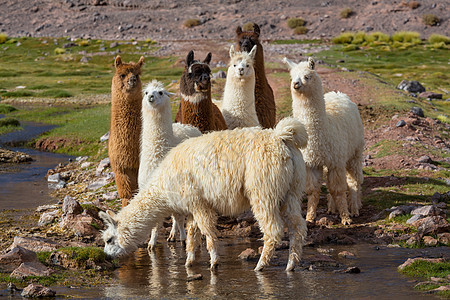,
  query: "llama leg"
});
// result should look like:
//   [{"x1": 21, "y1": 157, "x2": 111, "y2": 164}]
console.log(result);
[
  {"x1": 147, "y1": 225, "x2": 159, "y2": 251},
  {"x1": 192, "y1": 207, "x2": 219, "y2": 269},
  {"x1": 305, "y1": 167, "x2": 323, "y2": 223},
  {"x1": 167, "y1": 214, "x2": 186, "y2": 243},
  {"x1": 114, "y1": 171, "x2": 132, "y2": 207},
  {"x1": 346, "y1": 154, "x2": 364, "y2": 217},
  {"x1": 167, "y1": 215, "x2": 177, "y2": 242},
  {"x1": 251, "y1": 196, "x2": 284, "y2": 271},
  {"x1": 281, "y1": 192, "x2": 307, "y2": 272},
  {"x1": 328, "y1": 167, "x2": 351, "y2": 225},
  {"x1": 177, "y1": 215, "x2": 187, "y2": 243},
  {"x1": 185, "y1": 216, "x2": 201, "y2": 267}
]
